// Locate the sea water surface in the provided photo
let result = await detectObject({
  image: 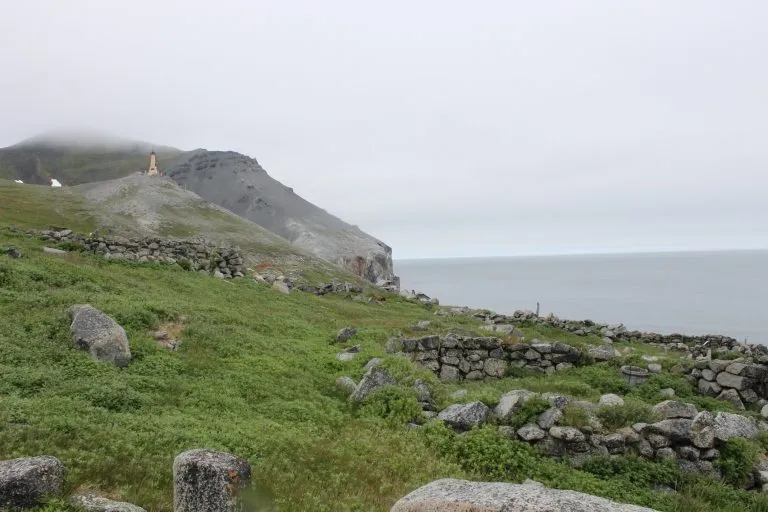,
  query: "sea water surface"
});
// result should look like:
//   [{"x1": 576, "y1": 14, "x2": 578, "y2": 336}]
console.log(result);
[{"x1": 396, "y1": 250, "x2": 768, "y2": 343}]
